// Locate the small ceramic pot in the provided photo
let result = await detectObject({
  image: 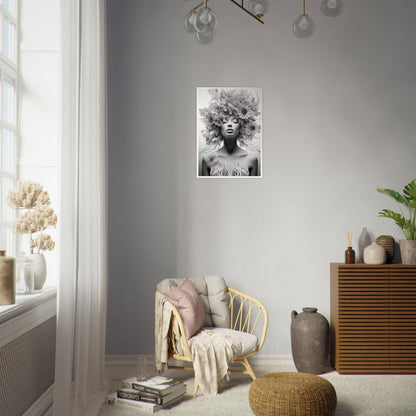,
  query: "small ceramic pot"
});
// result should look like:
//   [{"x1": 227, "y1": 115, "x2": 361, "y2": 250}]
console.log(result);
[
  {"x1": 364, "y1": 242, "x2": 386, "y2": 265},
  {"x1": 376, "y1": 235, "x2": 395, "y2": 264}
]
